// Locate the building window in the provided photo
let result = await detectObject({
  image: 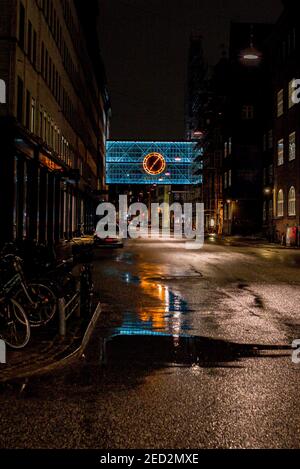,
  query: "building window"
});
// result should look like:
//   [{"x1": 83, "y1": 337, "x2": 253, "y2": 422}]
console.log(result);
[
  {"x1": 25, "y1": 90, "x2": 30, "y2": 129},
  {"x1": 43, "y1": 112, "x2": 47, "y2": 141},
  {"x1": 268, "y1": 129, "x2": 273, "y2": 149},
  {"x1": 45, "y1": 49, "x2": 48, "y2": 81},
  {"x1": 288, "y1": 33, "x2": 292, "y2": 55},
  {"x1": 289, "y1": 131, "x2": 296, "y2": 161},
  {"x1": 30, "y1": 97, "x2": 36, "y2": 133},
  {"x1": 269, "y1": 200, "x2": 273, "y2": 219},
  {"x1": 27, "y1": 20, "x2": 32, "y2": 60},
  {"x1": 224, "y1": 172, "x2": 228, "y2": 189},
  {"x1": 41, "y1": 43, "x2": 45, "y2": 77},
  {"x1": 228, "y1": 137, "x2": 232, "y2": 156},
  {"x1": 282, "y1": 41, "x2": 286, "y2": 61},
  {"x1": 19, "y1": 2, "x2": 26, "y2": 50},
  {"x1": 263, "y1": 133, "x2": 267, "y2": 152},
  {"x1": 277, "y1": 189, "x2": 284, "y2": 217},
  {"x1": 263, "y1": 201, "x2": 267, "y2": 222},
  {"x1": 39, "y1": 109, "x2": 43, "y2": 138},
  {"x1": 228, "y1": 169, "x2": 232, "y2": 187},
  {"x1": 292, "y1": 27, "x2": 296, "y2": 50},
  {"x1": 277, "y1": 89, "x2": 284, "y2": 117},
  {"x1": 17, "y1": 77, "x2": 24, "y2": 123},
  {"x1": 289, "y1": 79, "x2": 296, "y2": 109},
  {"x1": 33, "y1": 30, "x2": 37, "y2": 67},
  {"x1": 263, "y1": 168, "x2": 267, "y2": 186},
  {"x1": 242, "y1": 105, "x2": 254, "y2": 120},
  {"x1": 288, "y1": 186, "x2": 296, "y2": 216},
  {"x1": 46, "y1": 0, "x2": 50, "y2": 20},
  {"x1": 49, "y1": 57, "x2": 52, "y2": 87},
  {"x1": 269, "y1": 164, "x2": 273, "y2": 184},
  {"x1": 224, "y1": 203, "x2": 228, "y2": 220},
  {"x1": 277, "y1": 139, "x2": 284, "y2": 166},
  {"x1": 224, "y1": 141, "x2": 228, "y2": 158}
]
